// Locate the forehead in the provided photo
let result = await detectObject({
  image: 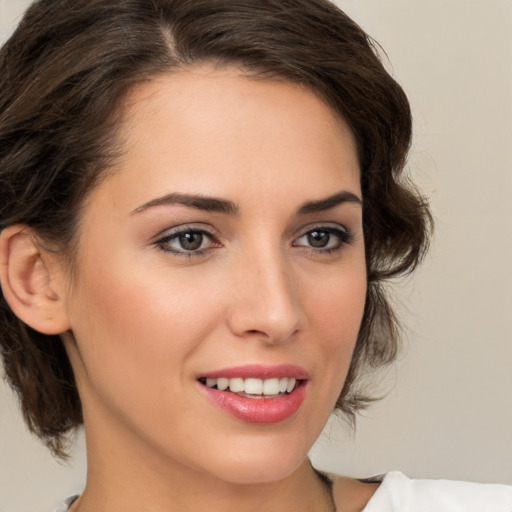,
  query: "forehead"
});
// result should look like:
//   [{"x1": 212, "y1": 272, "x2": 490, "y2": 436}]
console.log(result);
[
  {"x1": 123, "y1": 65, "x2": 349, "y2": 130},
  {"x1": 93, "y1": 65, "x2": 360, "y2": 215}
]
